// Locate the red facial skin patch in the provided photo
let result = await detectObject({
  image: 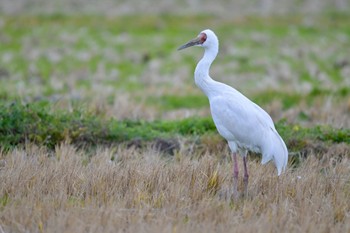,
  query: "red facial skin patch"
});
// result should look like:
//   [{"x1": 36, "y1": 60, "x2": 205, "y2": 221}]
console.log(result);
[{"x1": 199, "y1": 33, "x2": 207, "y2": 44}]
